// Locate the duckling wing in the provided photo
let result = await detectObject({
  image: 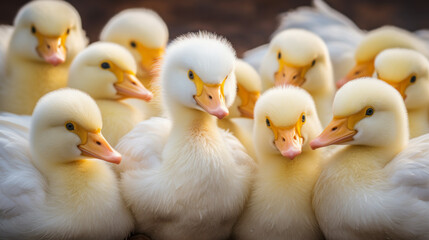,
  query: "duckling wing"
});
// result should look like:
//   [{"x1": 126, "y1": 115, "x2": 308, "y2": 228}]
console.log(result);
[
  {"x1": 388, "y1": 134, "x2": 429, "y2": 202},
  {"x1": 219, "y1": 128, "x2": 256, "y2": 171},
  {"x1": 0, "y1": 113, "x2": 46, "y2": 221},
  {"x1": 115, "y1": 117, "x2": 171, "y2": 173}
]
